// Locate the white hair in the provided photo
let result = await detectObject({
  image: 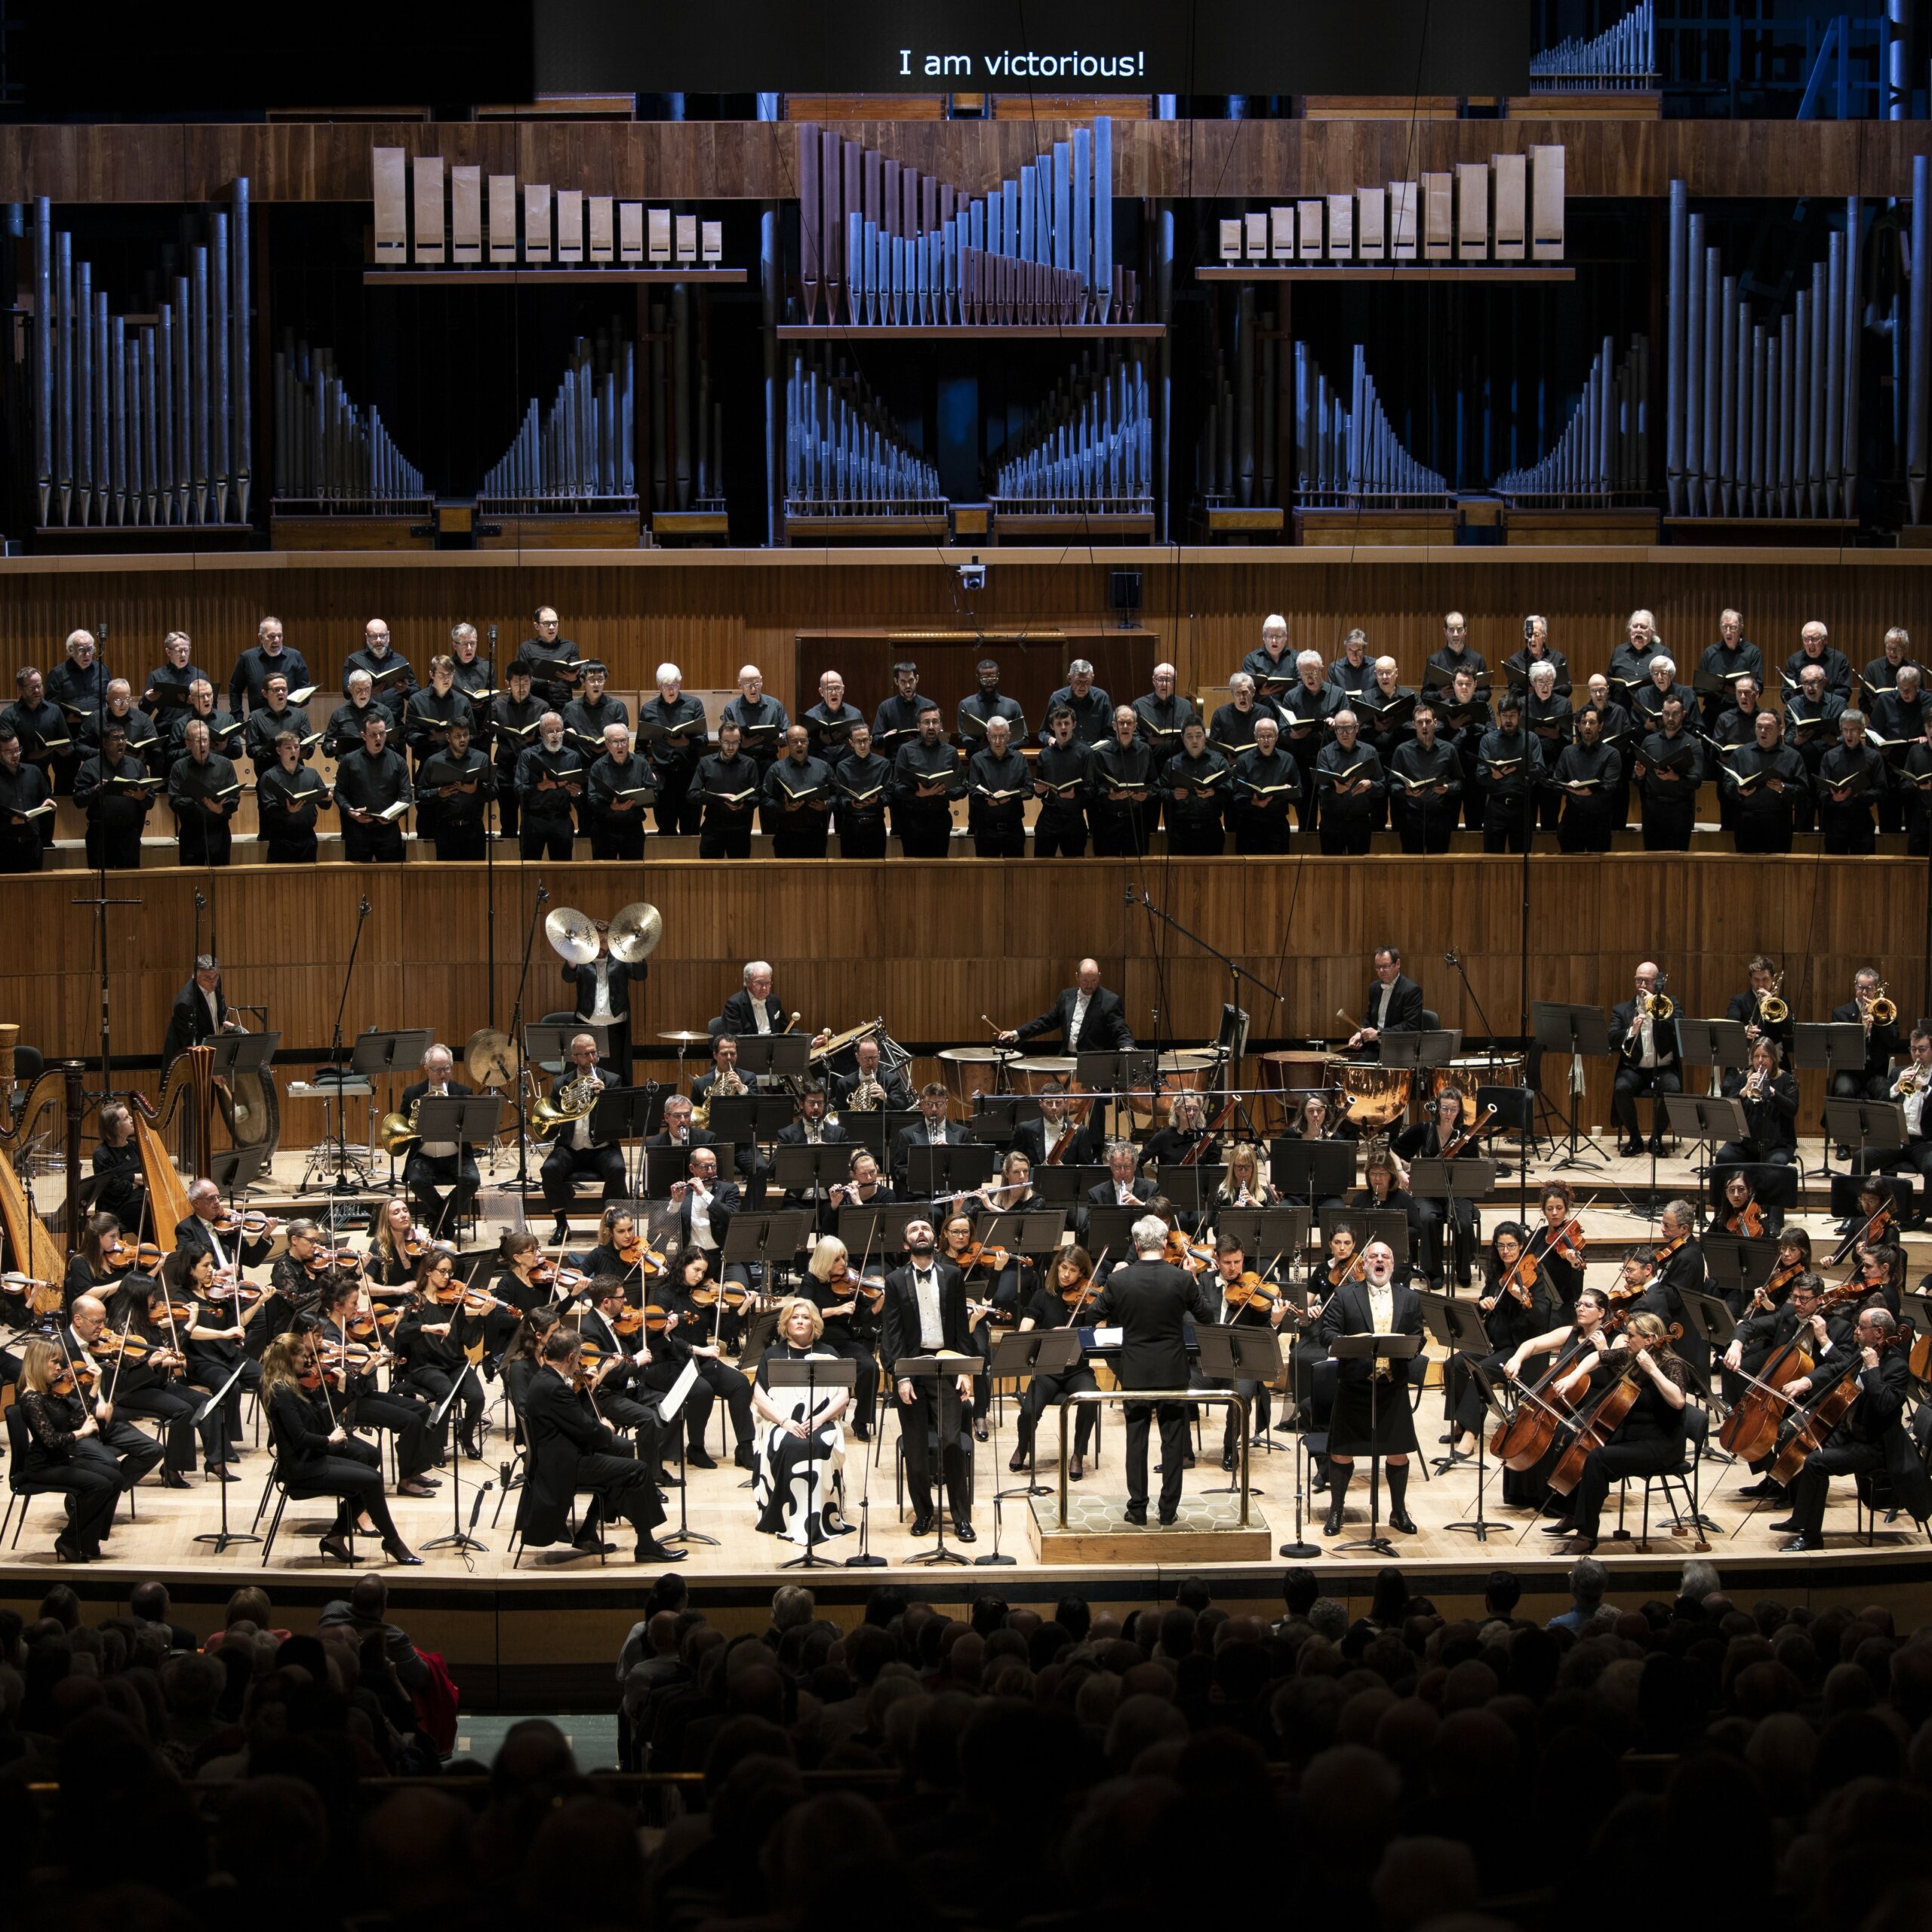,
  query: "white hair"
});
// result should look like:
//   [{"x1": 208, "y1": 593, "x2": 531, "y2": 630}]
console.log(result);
[
  {"x1": 1068, "y1": 659, "x2": 1094, "y2": 678},
  {"x1": 1296, "y1": 650, "x2": 1324, "y2": 672},
  {"x1": 1530, "y1": 663, "x2": 1555, "y2": 688},
  {"x1": 347, "y1": 670, "x2": 372, "y2": 691},
  {"x1": 1229, "y1": 672, "x2": 1255, "y2": 694},
  {"x1": 744, "y1": 960, "x2": 772, "y2": 985},
  {"x1": 656, "y1": 662, "x2": 681, "y2": 684},
  {"x1": 1649, "y1": 655, "x2": 1675, "y2": 679},
  {"x1": 423, "y1": 1042, "x2": 453, "y2": 1068},
  {"x1": 1131, "y1": 1215, "x2": 1168, "y2": 1256},
  {"x1": 1262, "y1": 612, "x2": 1287, "y2": 634}
]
